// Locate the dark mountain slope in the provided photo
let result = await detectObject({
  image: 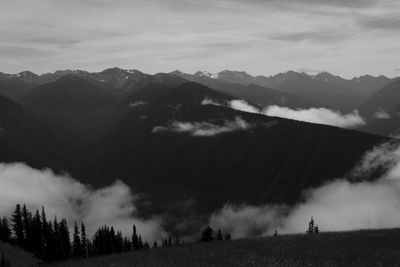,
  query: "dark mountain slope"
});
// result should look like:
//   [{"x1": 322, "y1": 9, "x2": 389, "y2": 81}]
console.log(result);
[
  {"x1": 0, "y1": 95, "x2": 66, "y2": 169},
  {"x1": 275, "y1": 72, "x2": 361, "y2": 111},
  {"x1": 0, "y1": 77, "x2": 33, "y2": 101},
  {"x1": 72, "y1": 82, "x2": 386, "y2": 234},
  {"x1": 359, "y1": 80, "x2": 400, "y2": 117},
  {"x1": 357, "y1": 80, "x2": 400, "y2": 137},
  {"x1": 23, "y1": 75, "x2": 118, "y2": 141}
]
